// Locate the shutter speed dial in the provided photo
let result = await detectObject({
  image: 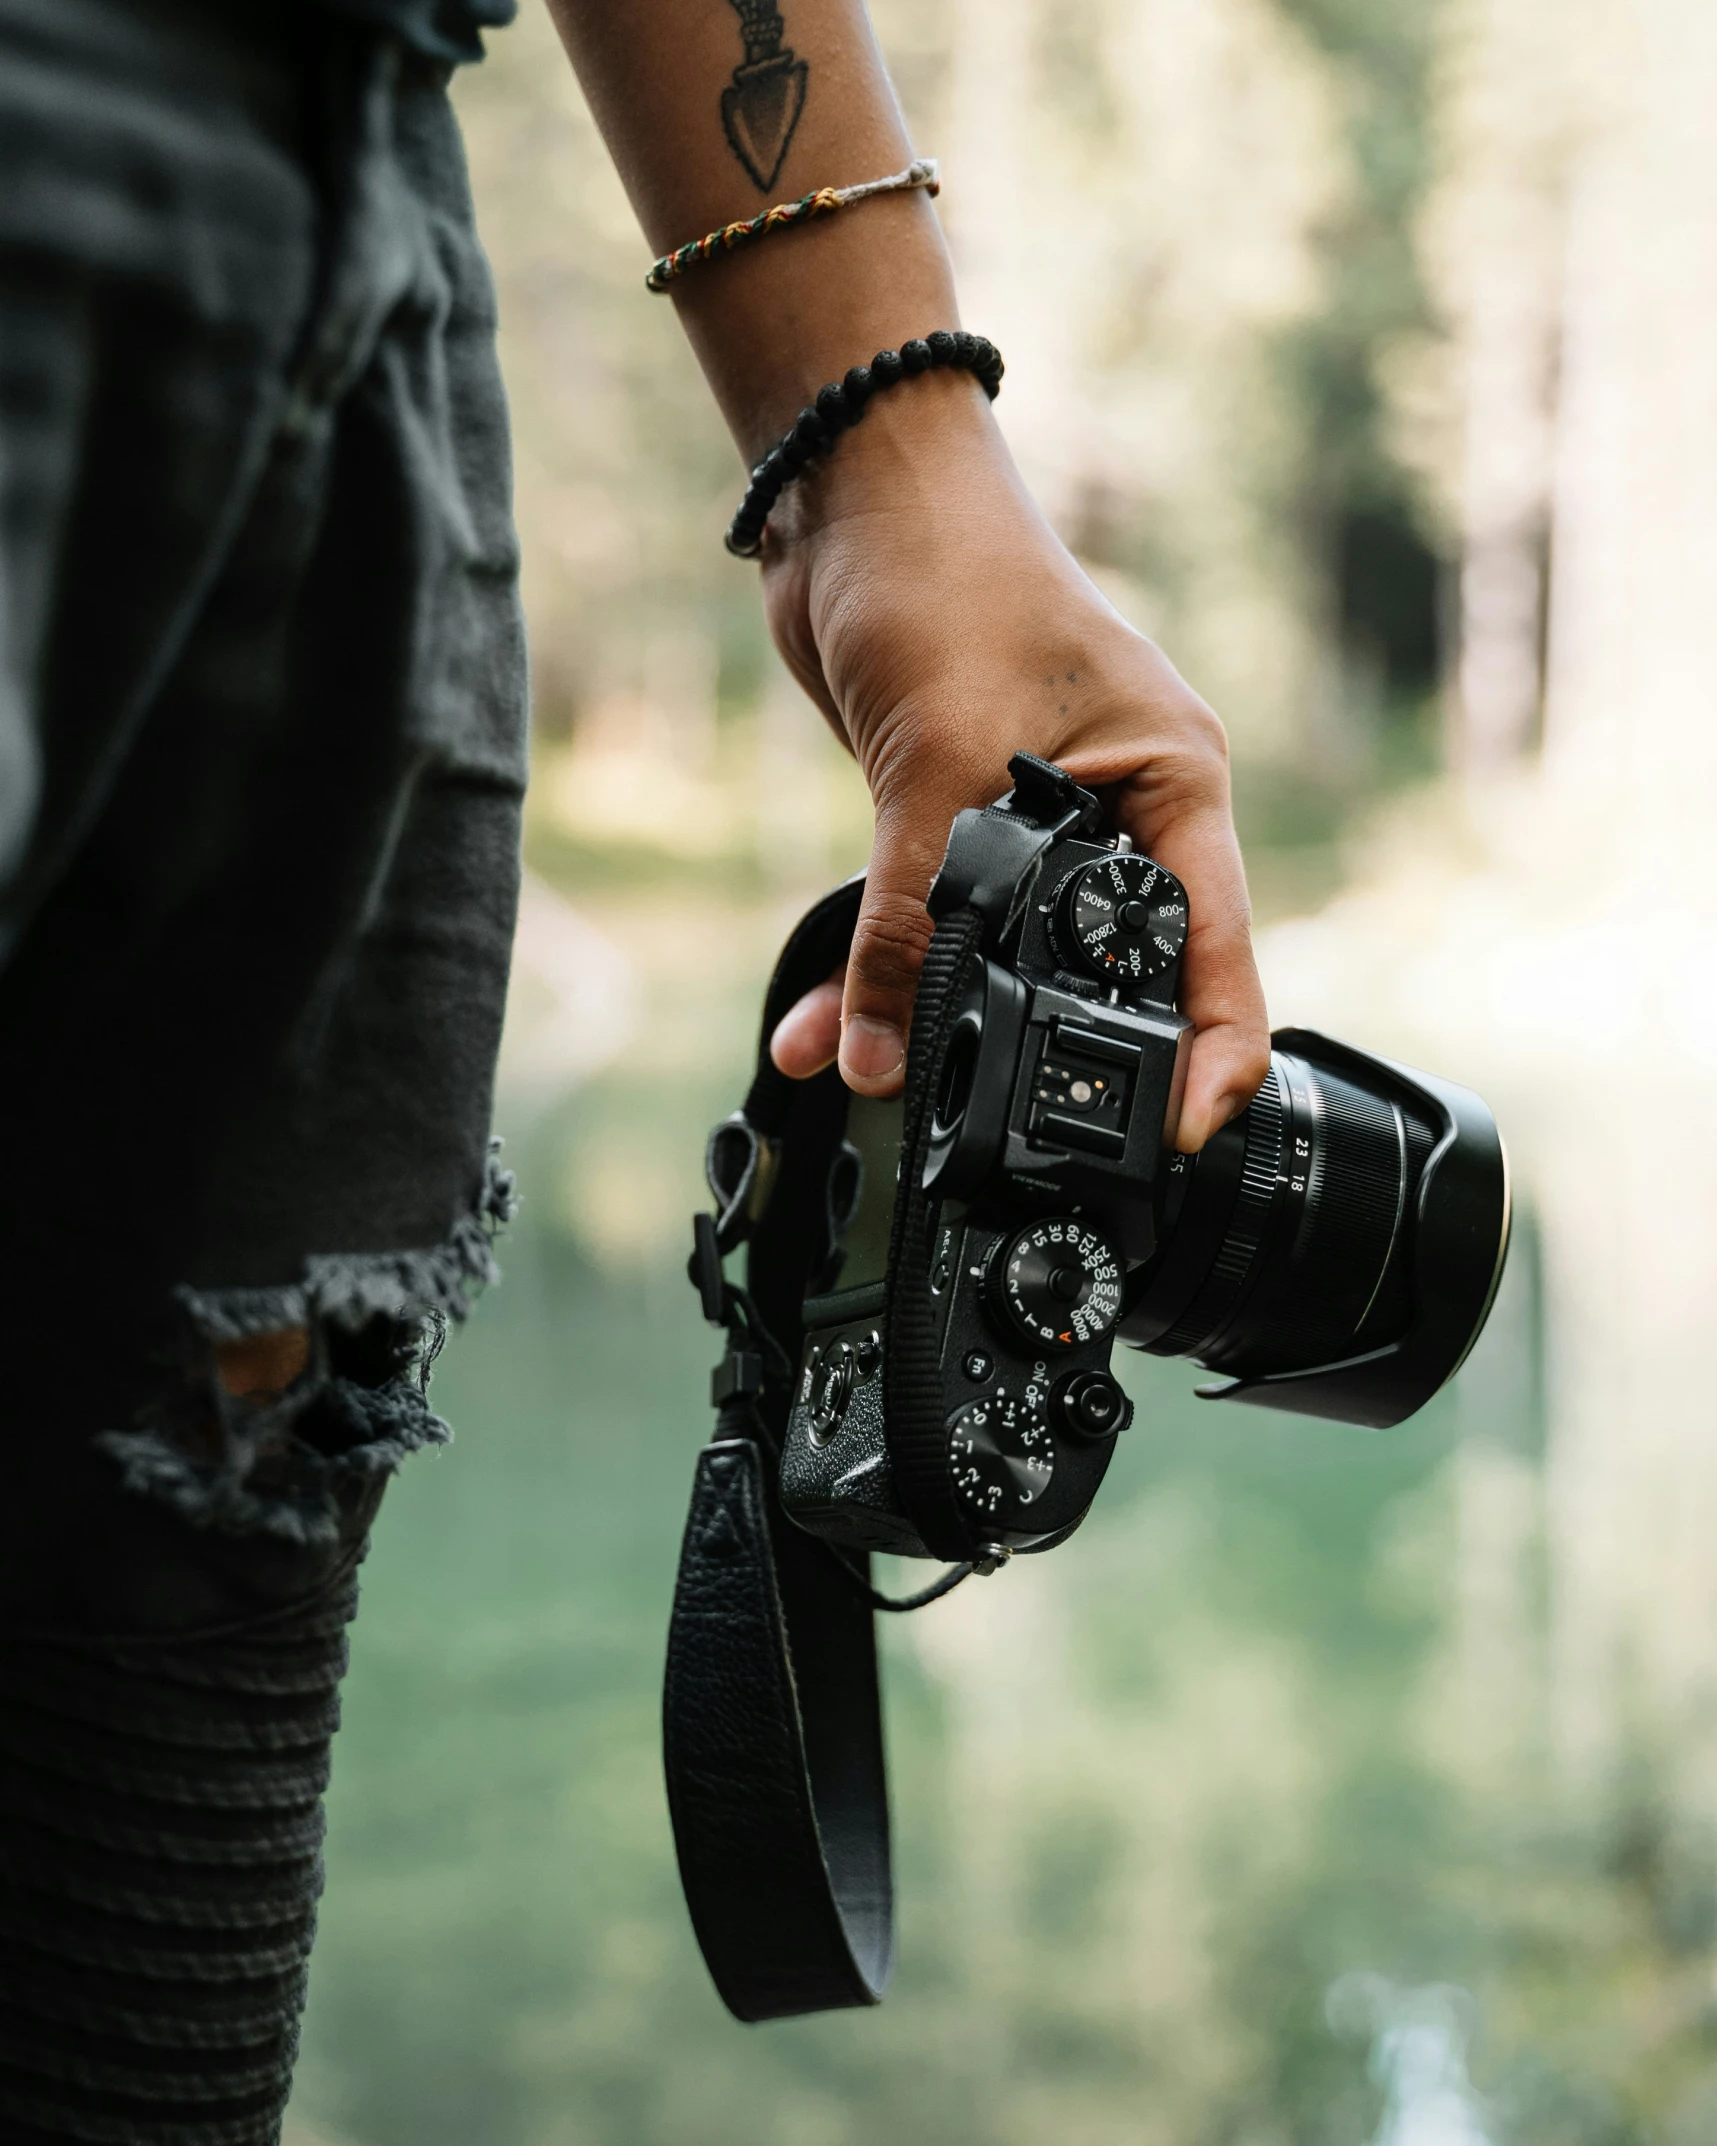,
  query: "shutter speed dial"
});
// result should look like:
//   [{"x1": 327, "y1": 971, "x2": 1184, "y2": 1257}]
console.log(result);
[
  {"x1": 1053, "y1": 852, "x2": 1188, "y2": 987},
  {"x1": 987, "y1": 1219, "x2": 1123, "y2": 1351}
]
